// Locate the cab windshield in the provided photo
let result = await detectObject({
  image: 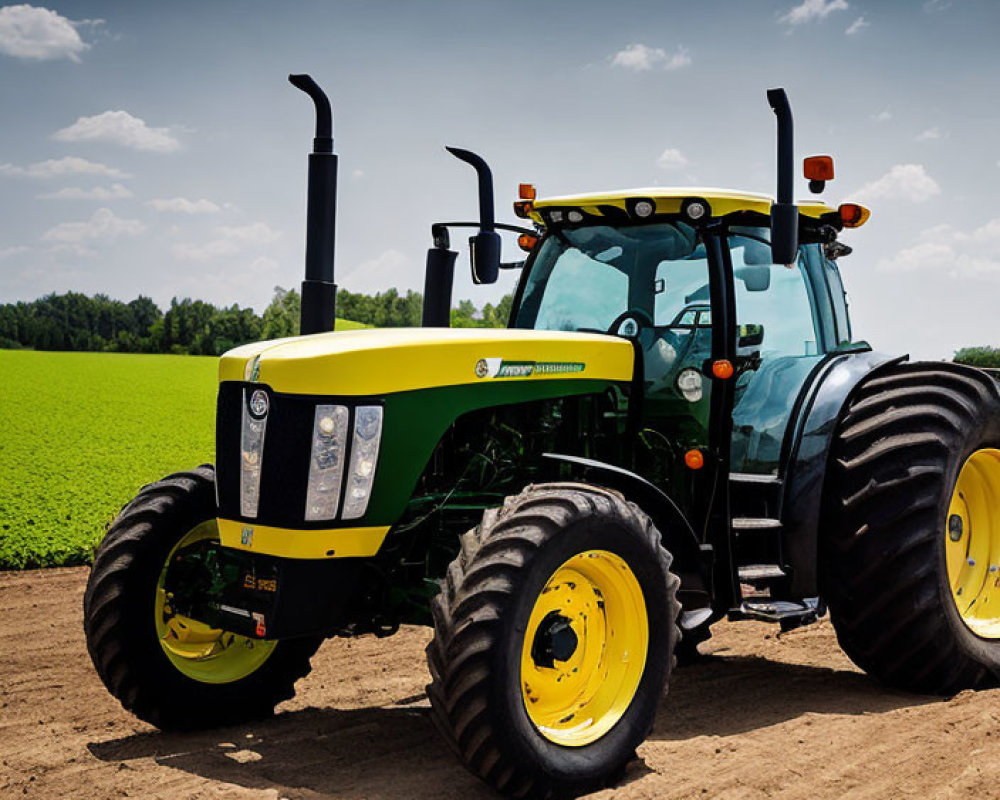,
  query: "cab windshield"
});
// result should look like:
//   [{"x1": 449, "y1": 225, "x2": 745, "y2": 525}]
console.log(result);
[{"x1": 513, "y1": 222, "x2": 709, "y2": 334}]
